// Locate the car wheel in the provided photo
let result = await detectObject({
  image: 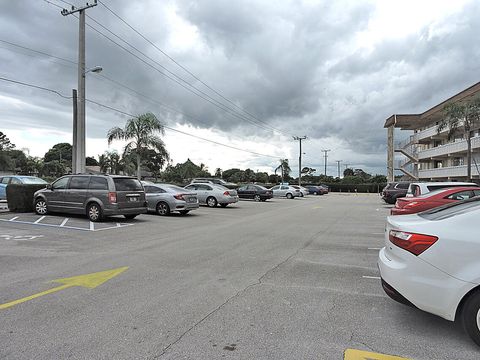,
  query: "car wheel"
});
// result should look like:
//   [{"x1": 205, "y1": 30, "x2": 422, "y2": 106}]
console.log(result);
[
  {"x1": 254, "y1": 194, "x2": 261, "y2": 202},
  {"x1": 220, "y1": 203, "x2": 228, "y2": 208},
  {"x1": 461, "y1": 290, "x2": 480, "y2": 346},
  {"x1": 207, "y1": 196, "x2": 217, "y2": 207},
  {"x1": 124, "y1": 214, "x2": 137, "y2": 219},
  {"x1": 286, "y1": 193, "x2": 293, "y2": 199},
  {"x1": 300, "y1": 193, "x2": 304, "y2": 197},
  {"x1": 34, "y1": 198, "x2": 48, "y2": 215},
  {"x1": 313, "y1": 191, "x2": 318, "y2": 195},
  {"x1": 179, "y1": 210, "x2": 190, "y2": 215},
  {"x1": 87, "y1": 203, "x2": 103, "y2": 222},
  {"x1": 156, "y1": 202, "x2": 170, "y2": 216}
]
